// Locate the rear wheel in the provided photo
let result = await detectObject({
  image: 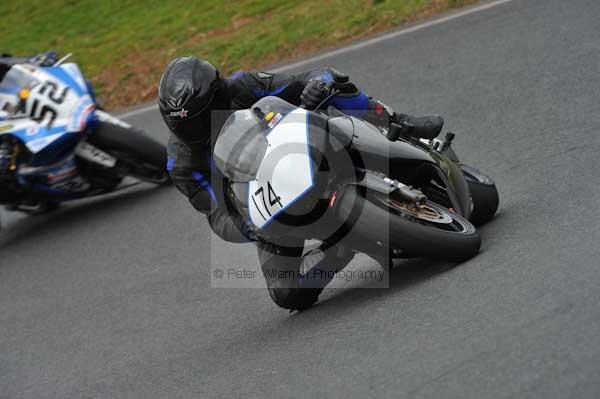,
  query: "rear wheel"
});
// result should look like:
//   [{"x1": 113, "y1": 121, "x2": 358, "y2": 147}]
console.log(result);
[
  {"x1": 88, "y1": 121, "x2": 170, "y2": 185},
  {"x1": 335, "y1": 186, "x2": 481, "y2": 262}
]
